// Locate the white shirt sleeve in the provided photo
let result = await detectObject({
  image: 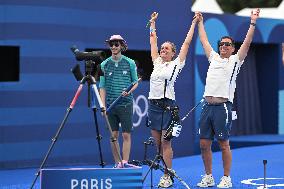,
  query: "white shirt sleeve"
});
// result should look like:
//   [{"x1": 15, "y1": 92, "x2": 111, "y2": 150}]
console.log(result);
[
  {"x1": 174, "y1": 56, "x2": 185, "y2": 69},
  {"x1": 153, "y1": 56, "x2": 163, "y2": 65},
  {"x1": 208, "y1": 50, "x2": 219, "y2": 63}
]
